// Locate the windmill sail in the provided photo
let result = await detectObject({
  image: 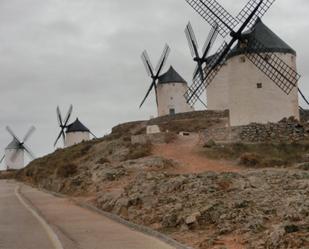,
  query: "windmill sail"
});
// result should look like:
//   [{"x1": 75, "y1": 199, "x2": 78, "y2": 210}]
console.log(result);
[
  {"x1": 54, "y1": 105, "x2": 73, "y2": 146},
  {"x1": 139, "y1": 44, "x2": 170, "y2": 108}
]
